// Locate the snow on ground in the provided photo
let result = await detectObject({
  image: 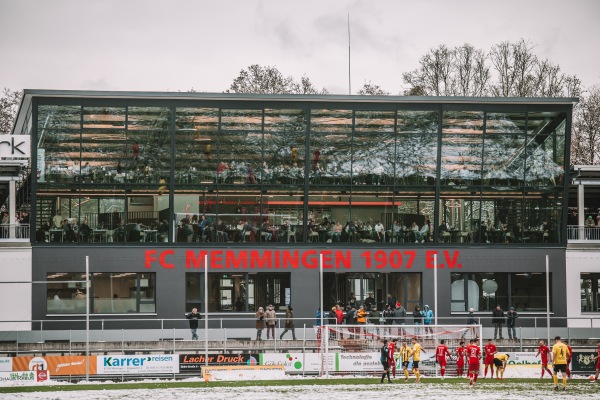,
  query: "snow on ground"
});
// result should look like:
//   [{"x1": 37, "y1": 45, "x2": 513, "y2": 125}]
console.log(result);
[{"x1": 1, "y1": 381, "x2": 599, "y2": 400}]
